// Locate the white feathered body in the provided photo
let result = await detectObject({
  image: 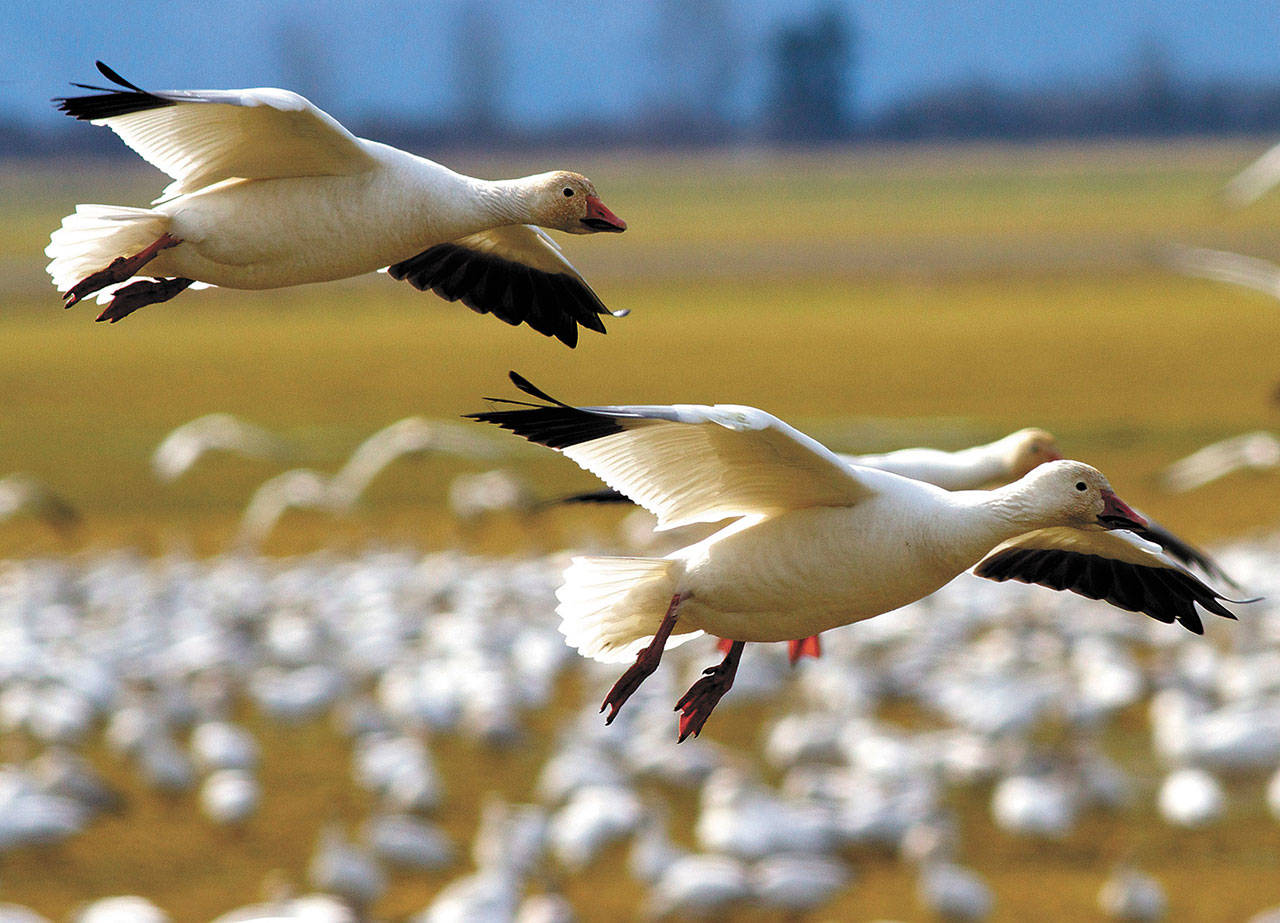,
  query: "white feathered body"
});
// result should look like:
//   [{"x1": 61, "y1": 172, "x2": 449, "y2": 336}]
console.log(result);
[
  {"x1": 562, "y1": 473, "x2": 1022, "y2": 661},
  {"x1": 78, "y1": 146, "x2": 501, "y2": 290},
  {"x1": 675, "y1": 497, "x2": 1000, "y2": 641}
]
